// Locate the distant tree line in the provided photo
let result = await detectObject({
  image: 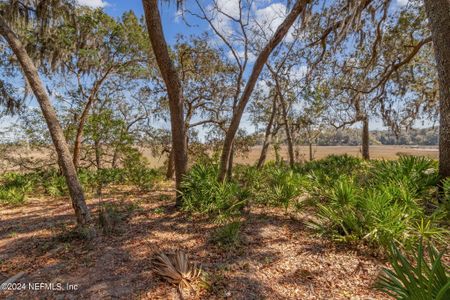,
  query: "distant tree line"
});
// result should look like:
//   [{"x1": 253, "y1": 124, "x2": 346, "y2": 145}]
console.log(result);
[{"x1": 314, "y1": 127, "x2": 439, "y2": 146}]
